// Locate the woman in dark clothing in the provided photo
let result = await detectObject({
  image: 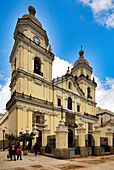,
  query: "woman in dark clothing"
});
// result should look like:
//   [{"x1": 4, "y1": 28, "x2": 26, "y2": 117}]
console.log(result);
[
  {"x1": 11, "y1": 144, "x2": 16, "y2": 161},
  {"x1": 34, "y1": 143, "x2": 38, "y2": 156},
  {"x1": 9, "y1": 146, "x2": 12, "y2": 159},
  {"x1": 17, "y1": 146, "x2": 22, "y2": 160}
]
